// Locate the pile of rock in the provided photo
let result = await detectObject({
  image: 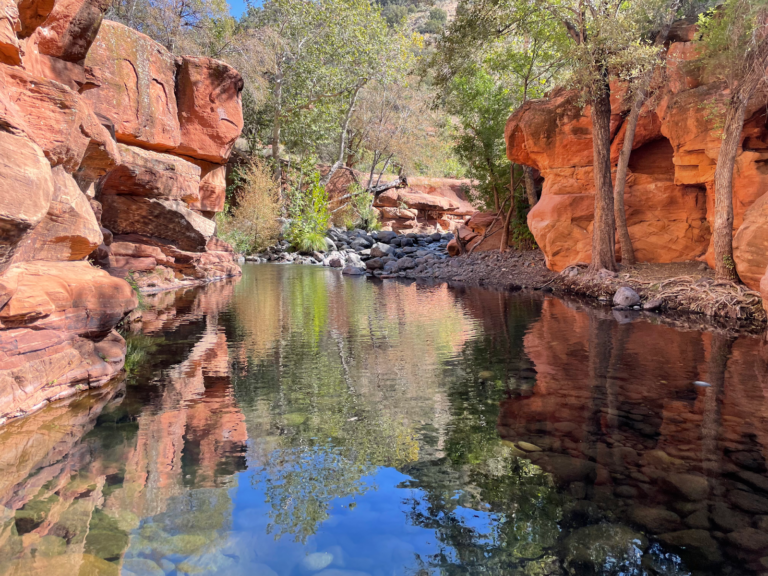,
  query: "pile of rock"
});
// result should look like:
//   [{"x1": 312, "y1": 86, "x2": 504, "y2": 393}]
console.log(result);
[
  {"x1": 249, "y1": 229, "x2": 454, "y2": 277},
  {"x1": 373, "y1": 177, "x2": 476, "y2": 233},
  {"x1": 0, "y1": 4, "x2": 243, "y2": 420}
]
